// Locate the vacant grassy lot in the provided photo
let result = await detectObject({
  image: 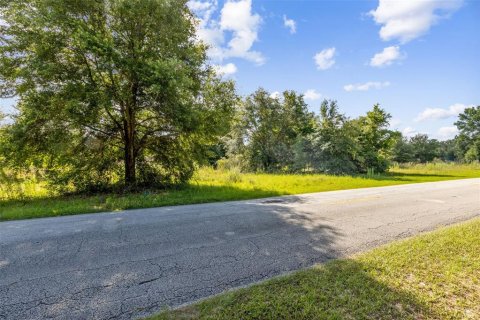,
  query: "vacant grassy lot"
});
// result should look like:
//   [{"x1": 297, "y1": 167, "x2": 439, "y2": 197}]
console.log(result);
[
  {"x1": 1, "y1": 162, "x2": 479, "y2": 221},
  {"x1": 151, "y1": 218, "x2": 480, "y2": 320}
]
